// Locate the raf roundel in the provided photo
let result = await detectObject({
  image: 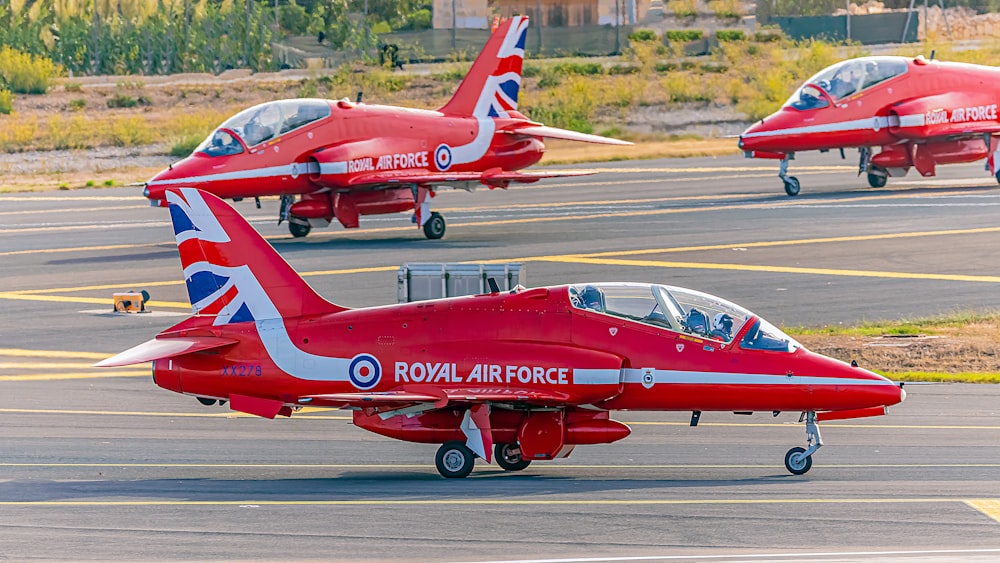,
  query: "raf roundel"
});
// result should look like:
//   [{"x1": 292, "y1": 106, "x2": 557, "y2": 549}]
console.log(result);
[
  {"x1": 348, "y1": 353, "x2": 382, "y2": 390},
  {"x1": 434, "y1": 144, "x2": 453, "y2": 171}
]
